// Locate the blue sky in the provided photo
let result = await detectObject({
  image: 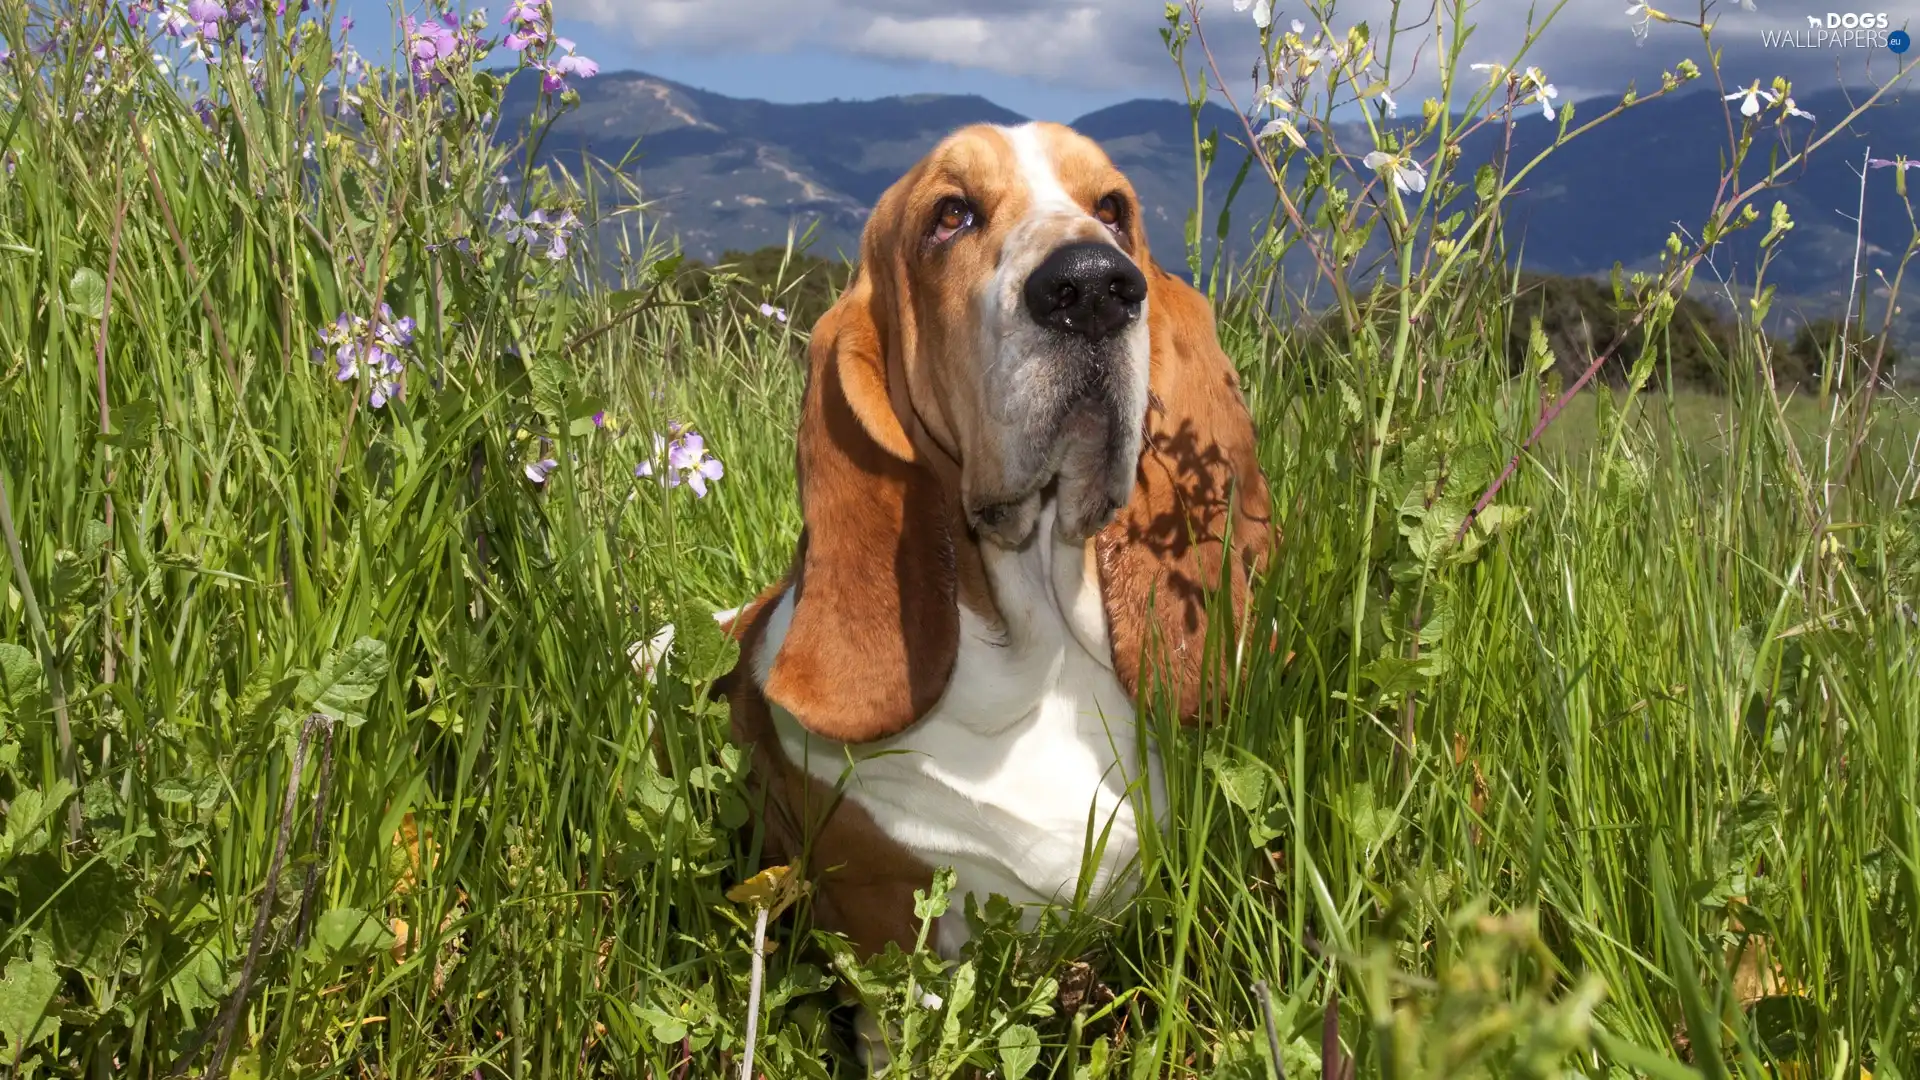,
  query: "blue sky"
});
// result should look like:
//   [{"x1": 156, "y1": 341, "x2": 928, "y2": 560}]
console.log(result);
[
  {"x1": 331, "y1": 0, "x2": 1912, "y2": 121},
  {"x1": 332, "y1": 0, "x2": 1153, "y2": 119}
]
